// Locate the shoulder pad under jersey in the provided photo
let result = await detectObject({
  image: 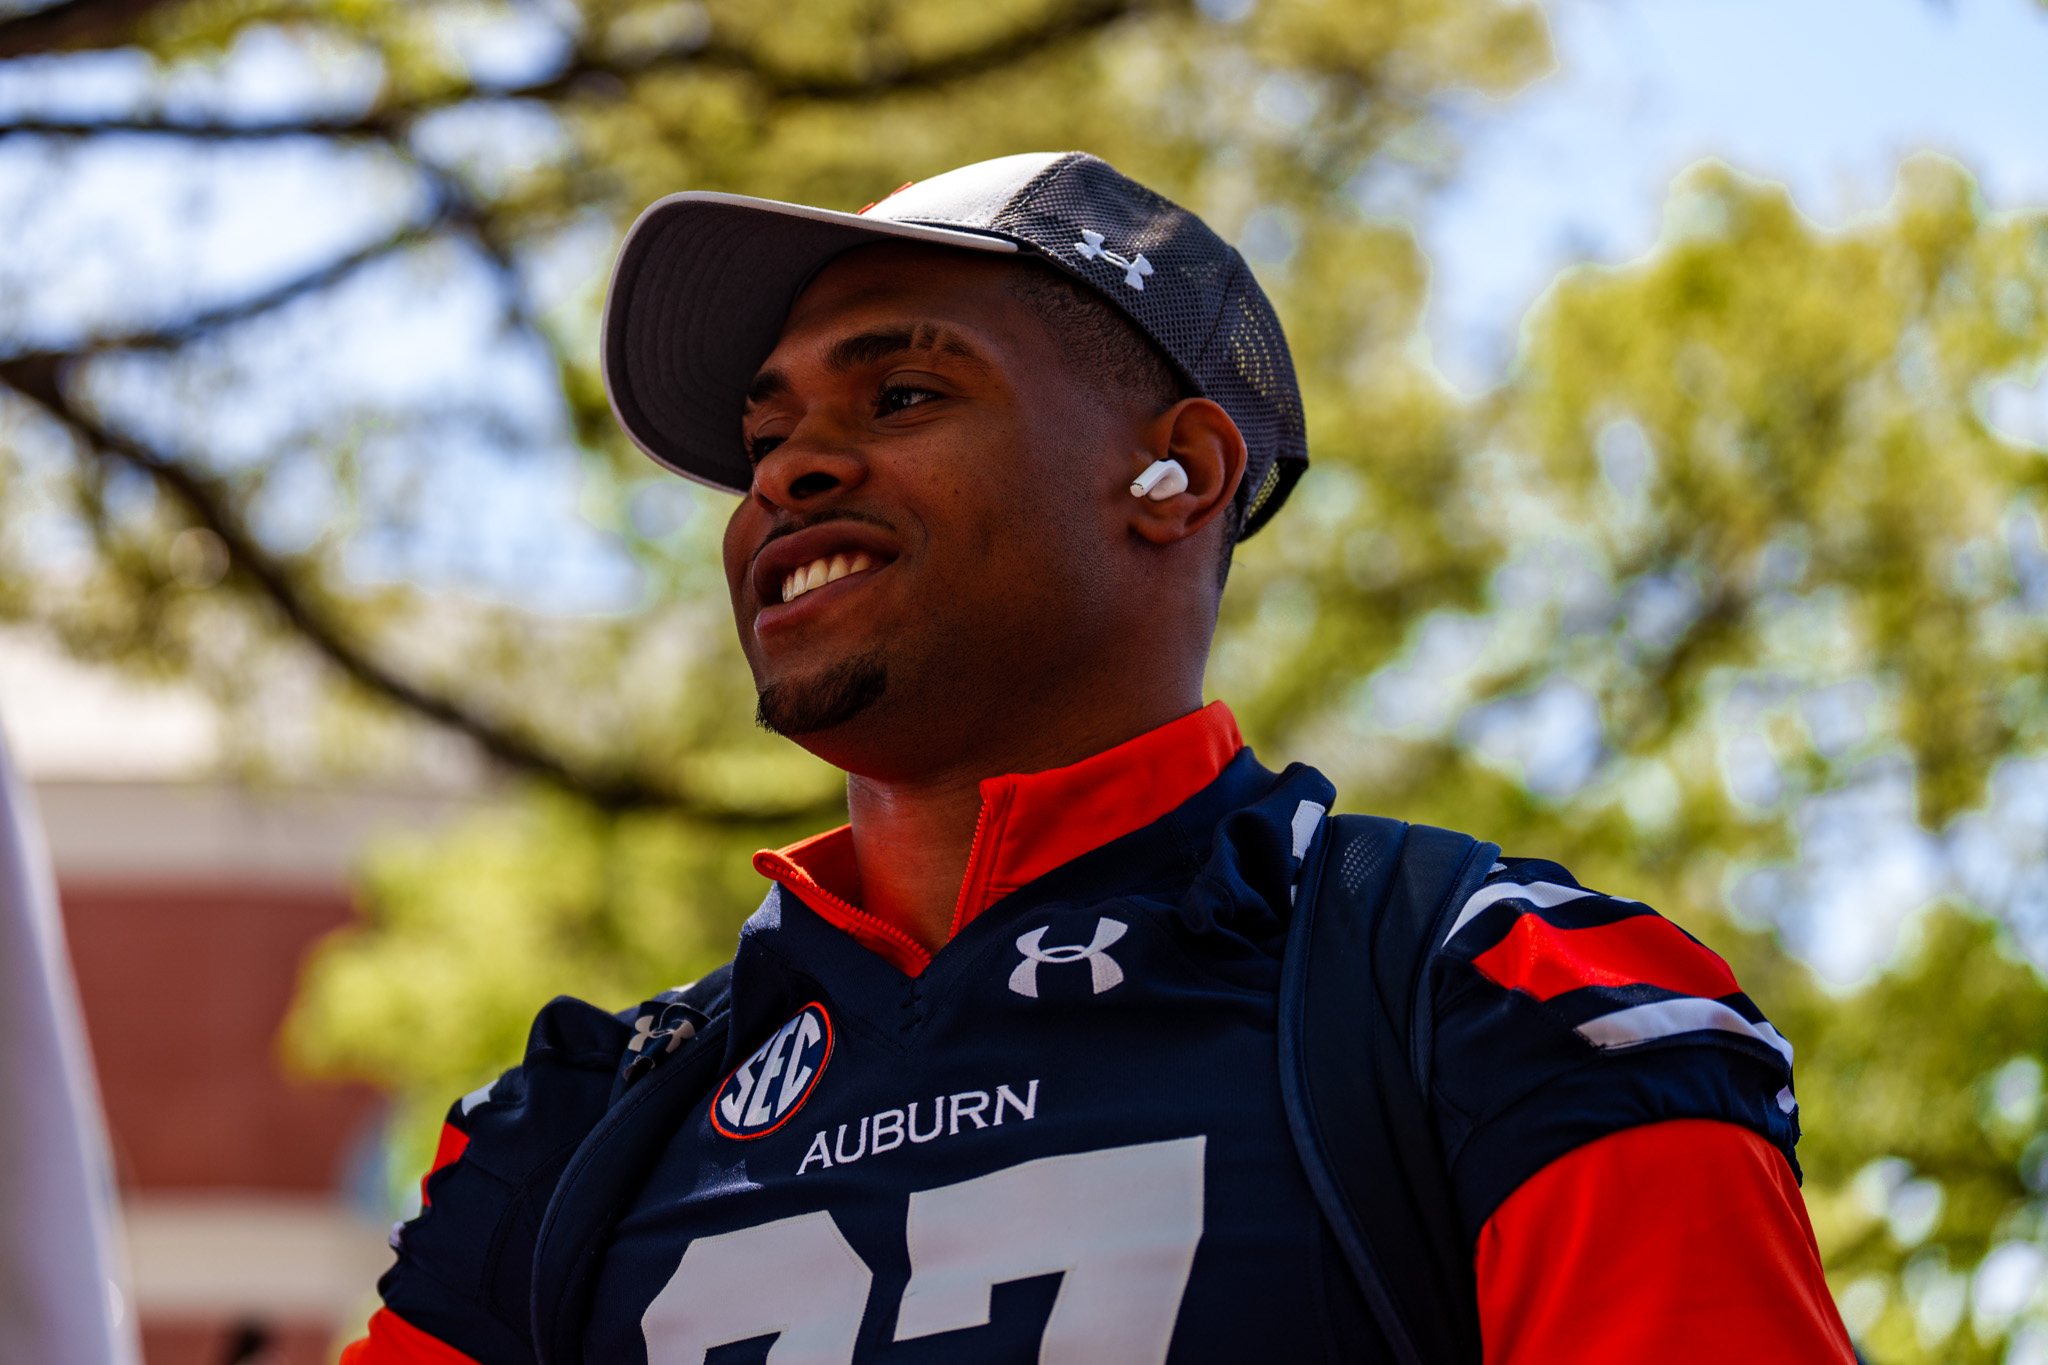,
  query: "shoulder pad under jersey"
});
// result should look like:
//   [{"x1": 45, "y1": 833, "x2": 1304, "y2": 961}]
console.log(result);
[
  {"x1": 1425, "y1": 857, "x2": 1801, "y2": 1238},
  {"x1": 376, "y1": 995, "x2": 633, "y2": 1363}
]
